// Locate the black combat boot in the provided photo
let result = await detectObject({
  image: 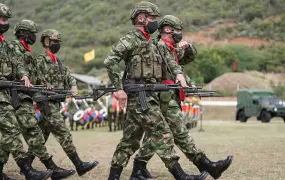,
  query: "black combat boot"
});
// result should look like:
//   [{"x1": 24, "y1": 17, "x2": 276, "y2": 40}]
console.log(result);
[
  {"x1": 41, "y1": 157, "x2": 76, "y2": 180},
  {"x1": 107, "y1": 166, "x2": 123, "y2": 180},
  {"x1": 20, "y1": 154, "x2": 36, "y2": 175},
  {"x1": 0, "y1": 162, "x2": 16, "y2": 180},
  {"x1": 68, "y1": 152, "x2": 99, "y2": 176},
  {"x1": 129, "y1": 160, "x2": 157, "y2": 180},
  {"x1": 169, "y1": 162, "x2": 209, "y2": 180},
  {"x1": 193, "y1": 154, "x2": 233, "y2": 179},
  {"x1": 17, "y1": 157, "x2": 53, "y2": 180}
]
